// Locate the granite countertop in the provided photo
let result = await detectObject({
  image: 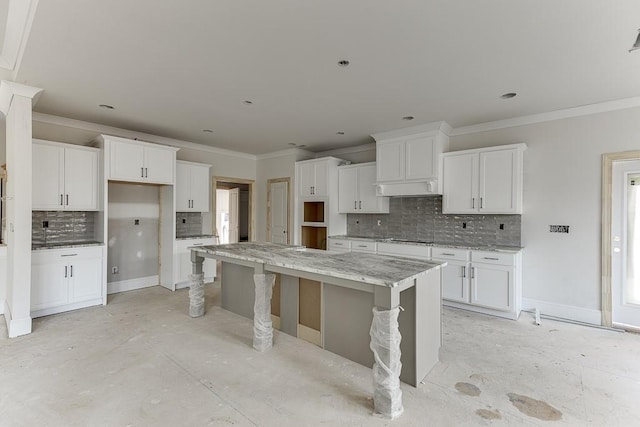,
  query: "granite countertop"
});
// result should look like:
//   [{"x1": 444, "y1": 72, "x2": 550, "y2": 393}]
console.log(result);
[
  {"x1": 329, "y1": 235, "x2": 522, "y2": 253},
  {"x1": 32, "y1": 241, "x2": 104, "y2": 251},
  {"x1": 176, "y1": 235, "x2": 217, "y2": 241},
  {"x1": 192, "y1": 242, "x2": 444, "y2": 288}
]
